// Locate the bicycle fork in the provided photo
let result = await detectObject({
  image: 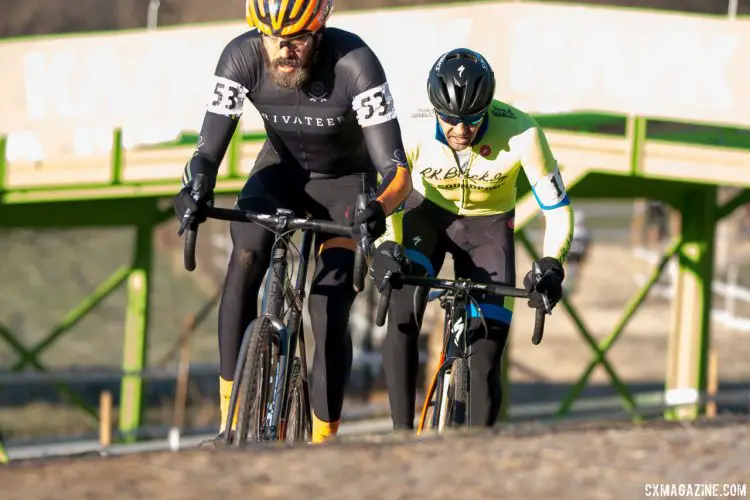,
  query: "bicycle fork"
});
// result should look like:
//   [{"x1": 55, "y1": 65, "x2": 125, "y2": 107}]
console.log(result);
[
  {"x1": 260, "y1": 236, "x2": 292, "y2": 440},
  {"x1": 430, "y1": 297, "x2": 471, "y2": 431},
  {"x1": 273, "y1": 230, "x2": 314, "y2": 440}
]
